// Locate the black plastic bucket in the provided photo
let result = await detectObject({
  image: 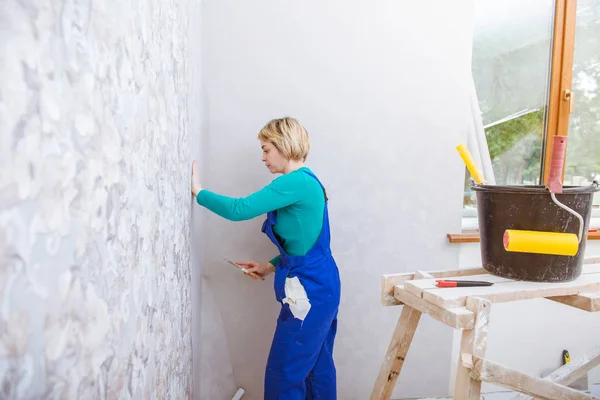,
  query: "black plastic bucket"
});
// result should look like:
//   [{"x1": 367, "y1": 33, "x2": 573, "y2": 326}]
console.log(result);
[{"x1": 472, "y1": 182, "x2": 599, "y2": 282}]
